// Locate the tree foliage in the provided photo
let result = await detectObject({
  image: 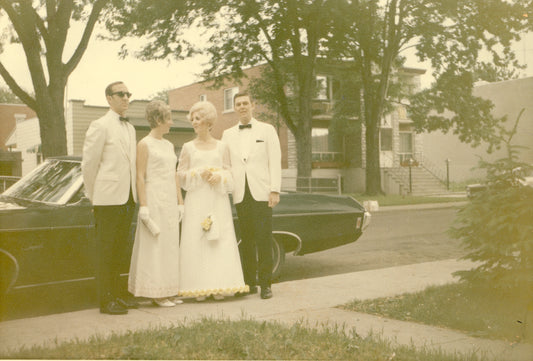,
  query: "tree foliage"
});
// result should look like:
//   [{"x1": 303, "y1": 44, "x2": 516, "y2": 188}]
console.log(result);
[
  {"x1": 329, "y1": 0, "x2": 528, "y2": 194},
  {"x1": 106, "y1": 0, "x2": 340, "y2": 180},
  {"x1": 0, "y1": 86, "x2": 22, "y2": 103},
  {"x1": 107, "y1": 0, "x2": 529, "y2": 194},
  {"x1": 0, "y1": 0, "x2": 108, "y2": 157},
  {"x1": 450, "y1": 110, "x2": 533, "y2": 291}
]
